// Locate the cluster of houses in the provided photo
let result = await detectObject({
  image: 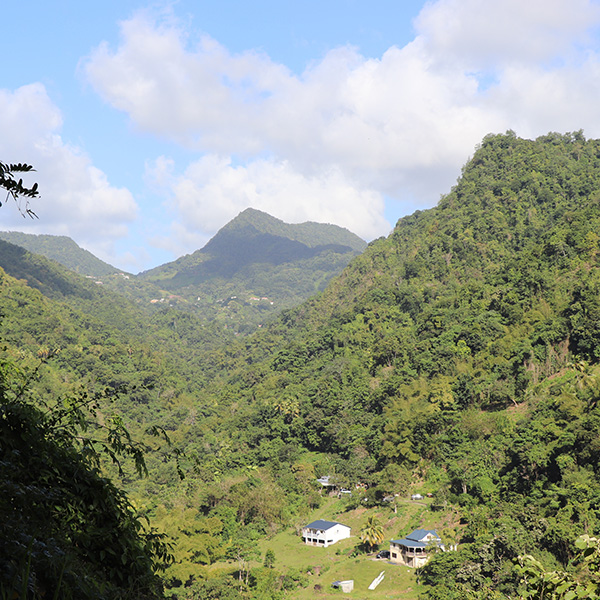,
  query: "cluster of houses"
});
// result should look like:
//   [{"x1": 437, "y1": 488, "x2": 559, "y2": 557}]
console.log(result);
[
  {"x1": 307, "y1": 478, "x2": 450, "y2": 567},
  {"x1": 301, "y1": 520, "x2": 447, "y2": 568}
]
